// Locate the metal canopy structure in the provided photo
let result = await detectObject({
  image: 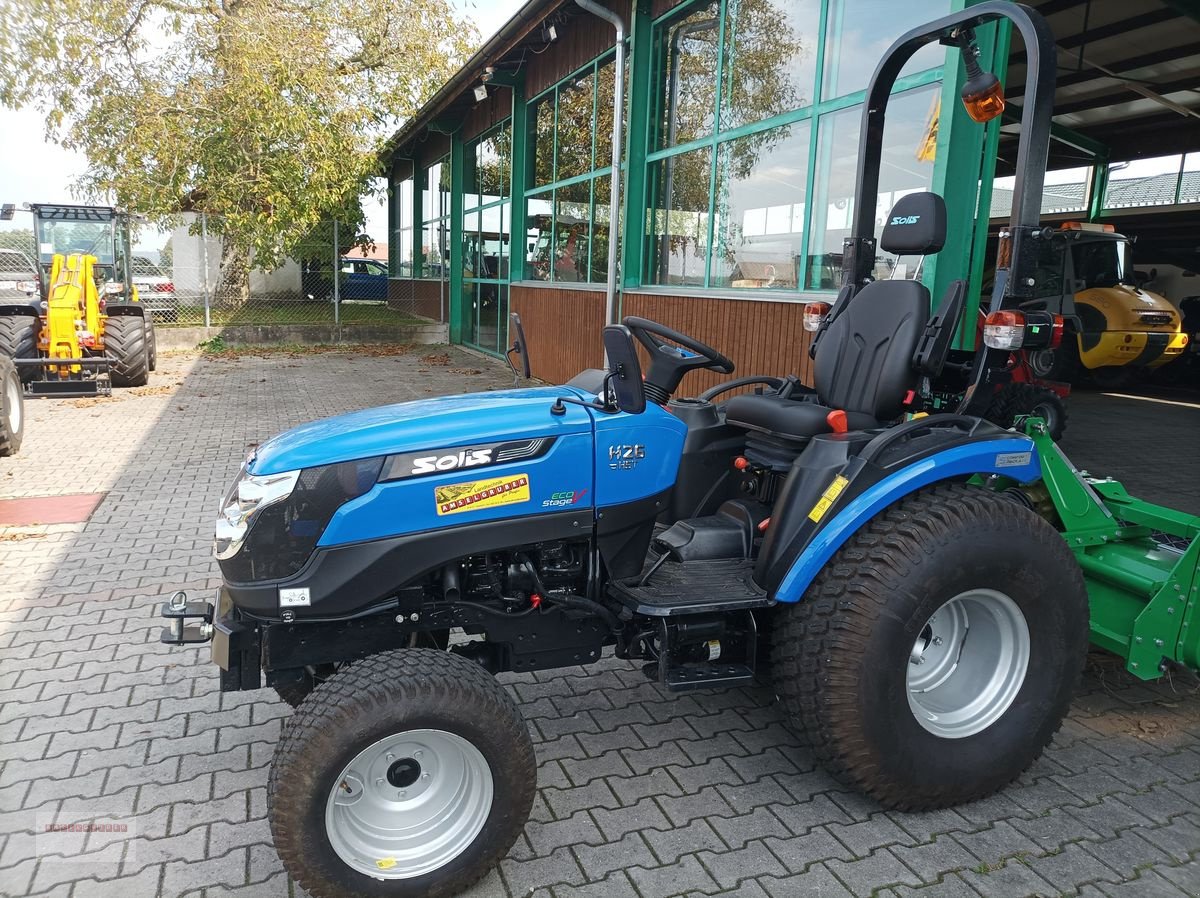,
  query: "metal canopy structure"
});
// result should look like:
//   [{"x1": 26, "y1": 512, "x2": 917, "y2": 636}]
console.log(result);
[{"x1": 1000, "y1": 0, "x2": 1200, "y2": 172}]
